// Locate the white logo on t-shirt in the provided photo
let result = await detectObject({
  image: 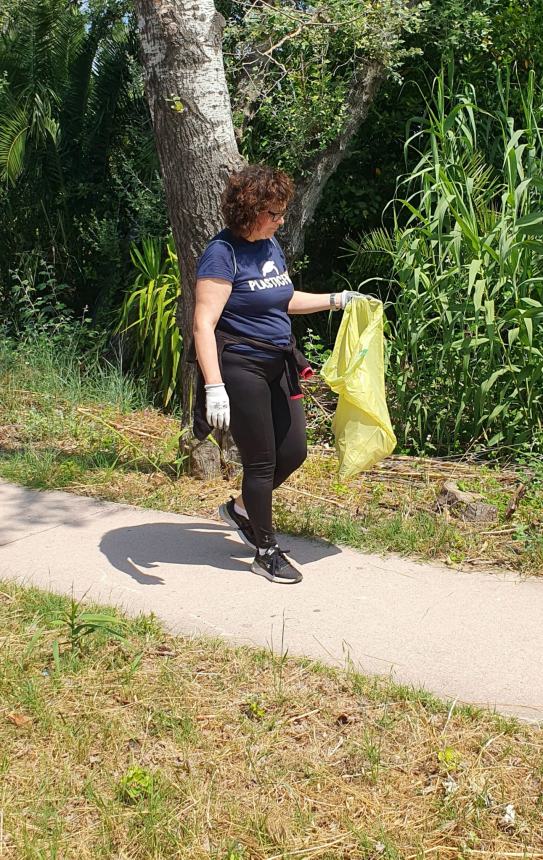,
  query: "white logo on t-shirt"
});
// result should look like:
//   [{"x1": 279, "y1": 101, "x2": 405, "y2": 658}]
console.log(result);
[
  {"x1": 247, "y1": 259, "x2": 291, "y2": 291},
  {"x1": 261, "y1": 260, "x2": 280, "y2": 277}
]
